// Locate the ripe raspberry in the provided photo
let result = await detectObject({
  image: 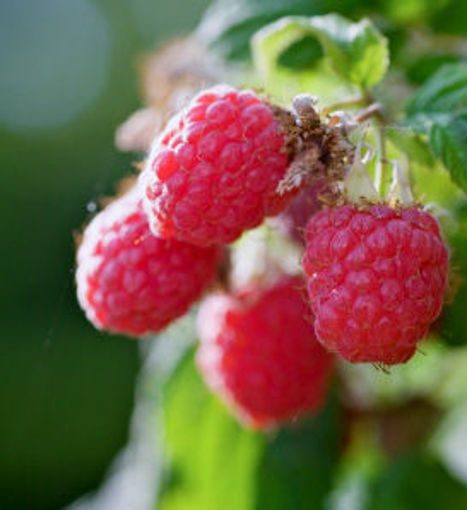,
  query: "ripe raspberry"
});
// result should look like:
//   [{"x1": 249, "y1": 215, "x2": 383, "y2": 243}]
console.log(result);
[
  {"x1": 142, "y1": 84, "x2": 295, "y2": 246},
  {"x1": 275, "y1": 180, "x2": 328, "y2": 245},
  {"x1": 303, "y1": 204, "x2": 449, "y2": 365},
  {"x1": 196, "y1": 276, "x2": 335, "y2": 429},
  {"x1": 76, "y1": 191, "x2": 220, "y2": 337}
]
